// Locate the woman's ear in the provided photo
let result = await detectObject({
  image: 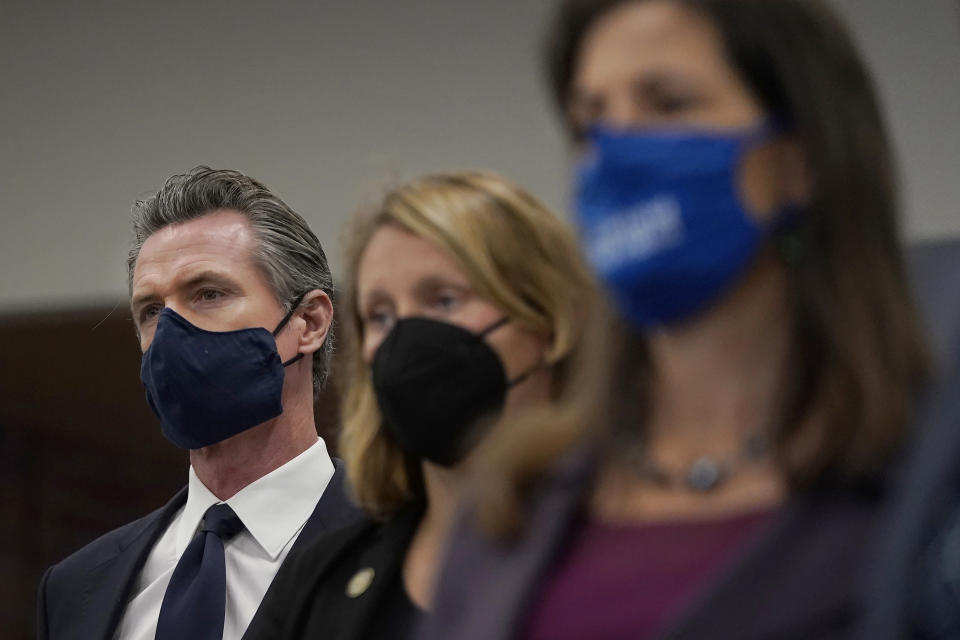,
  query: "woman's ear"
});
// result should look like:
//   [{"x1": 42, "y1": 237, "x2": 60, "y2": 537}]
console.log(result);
[{"x1": 297, "y1": 289, "x2": 334, "y2": 355}]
